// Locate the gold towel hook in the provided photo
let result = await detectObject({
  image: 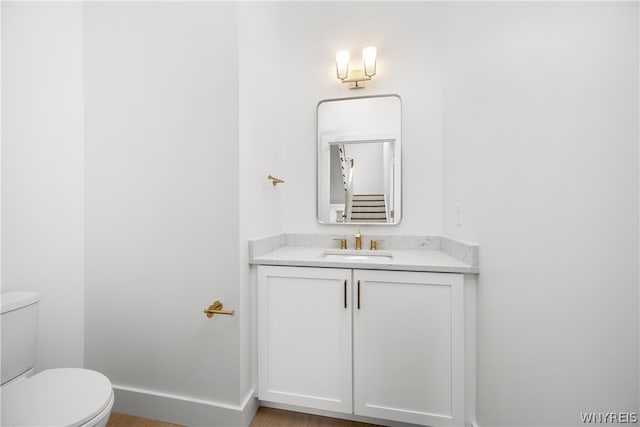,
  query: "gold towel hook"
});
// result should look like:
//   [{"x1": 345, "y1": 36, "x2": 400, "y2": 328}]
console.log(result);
[
  {"x1": 203, "y1": 300, "x2": 235, "y2": 318},
  {"x1": 267, "y1": 175, "x2": 285, "y2": 186}
]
